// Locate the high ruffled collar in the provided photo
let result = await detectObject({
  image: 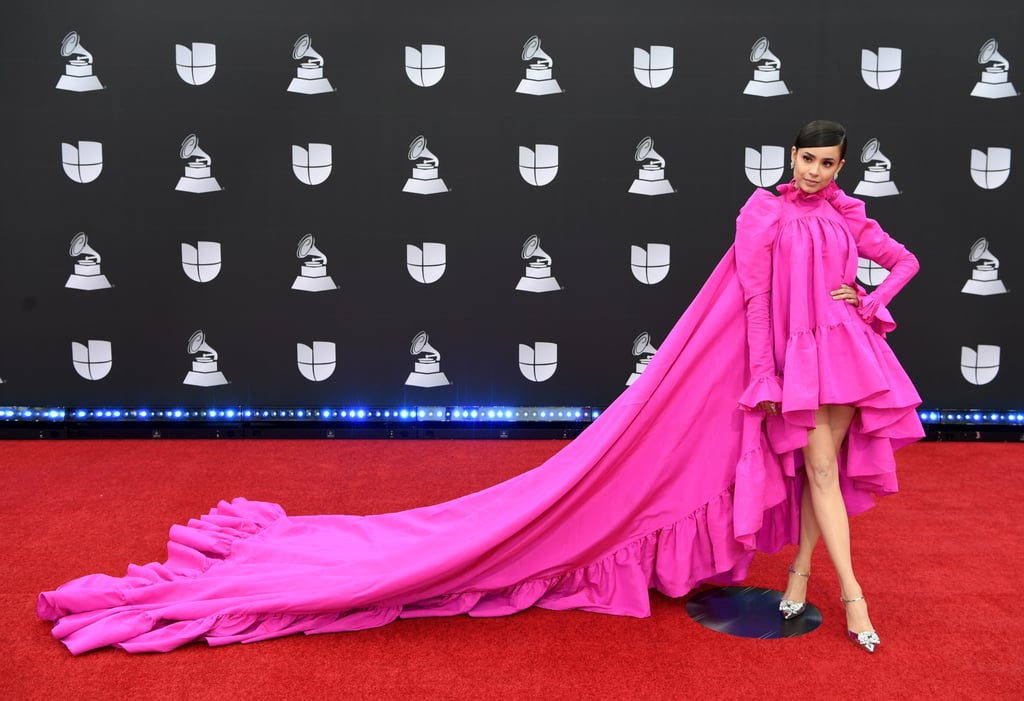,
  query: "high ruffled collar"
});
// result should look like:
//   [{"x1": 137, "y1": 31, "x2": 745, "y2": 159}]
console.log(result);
[{"x1": 777, "y1": 179, "x2": 841, "y2": 202}]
